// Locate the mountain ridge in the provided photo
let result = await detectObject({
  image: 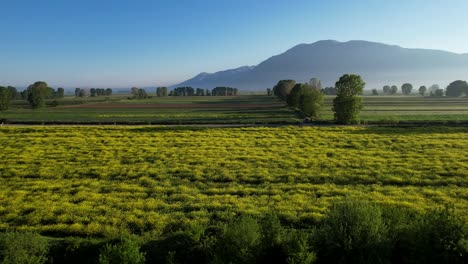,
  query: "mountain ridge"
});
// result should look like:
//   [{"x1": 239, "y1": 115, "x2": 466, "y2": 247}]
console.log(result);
[{"x1": 172, "y1": 40, "x2": 468, "y2": 90}]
